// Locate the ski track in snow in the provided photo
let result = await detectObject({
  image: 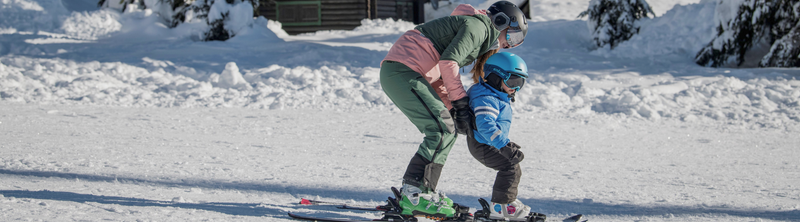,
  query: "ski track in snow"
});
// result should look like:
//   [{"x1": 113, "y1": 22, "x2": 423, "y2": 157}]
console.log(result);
[{"x1": 1, "y1": 0, "x2": 799, "y2": 221}]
